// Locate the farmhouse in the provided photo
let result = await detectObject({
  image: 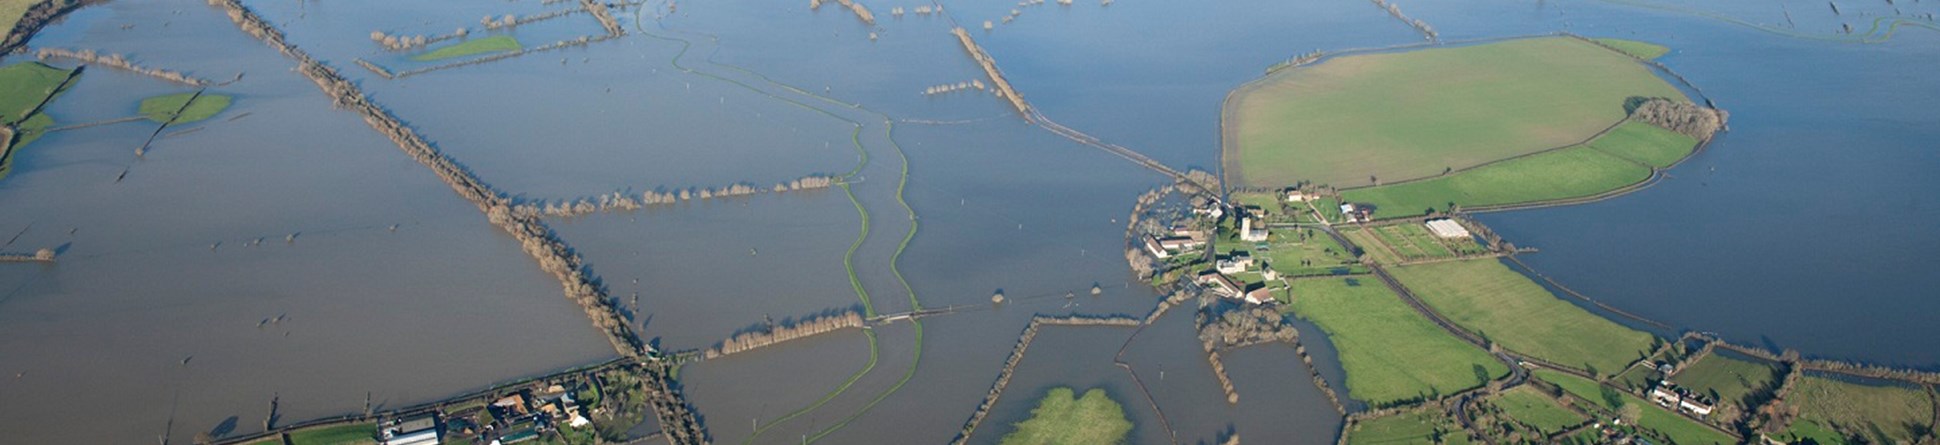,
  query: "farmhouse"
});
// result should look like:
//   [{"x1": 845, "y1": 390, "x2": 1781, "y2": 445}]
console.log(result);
[
  {"x1": 1196, "y1": 271, "x2": 1244, "y2": 299},
  {"x1": 1424, "y1": 219, "x2": 1471, "y2": 239},
  {"x1": 1216, "y1": 253, "x2": 1253, "y2": 274},
  {"x1": 1243, "y1": 287, "x2": 1276, "y2": 305},
  {"x1": 1285, "y1": 189, "x2": 1312, "y2": 202}
]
